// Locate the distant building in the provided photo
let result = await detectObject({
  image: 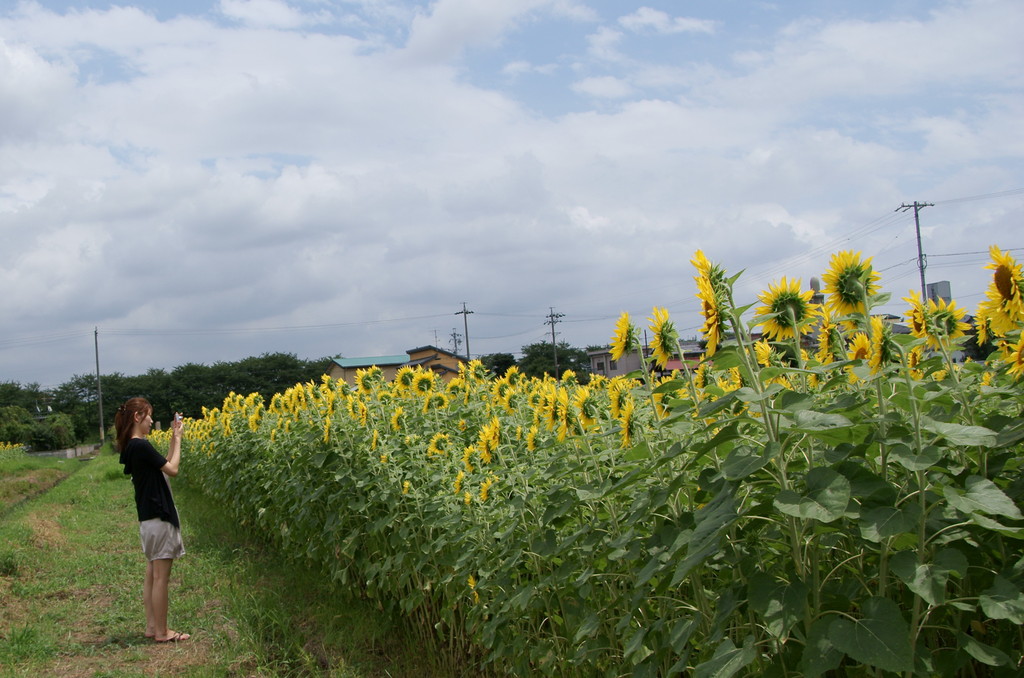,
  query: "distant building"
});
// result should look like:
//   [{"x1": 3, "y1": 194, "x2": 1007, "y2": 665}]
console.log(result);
[
  {"x1": 327, "y1": 345, "x2": 465, "y2": 385},
  {"x1": 927, "y1": 280, "x2": 952, "y2": 304},
  {"x1": 588, "y1": 339, "x2": 705, "y2": 379}
]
